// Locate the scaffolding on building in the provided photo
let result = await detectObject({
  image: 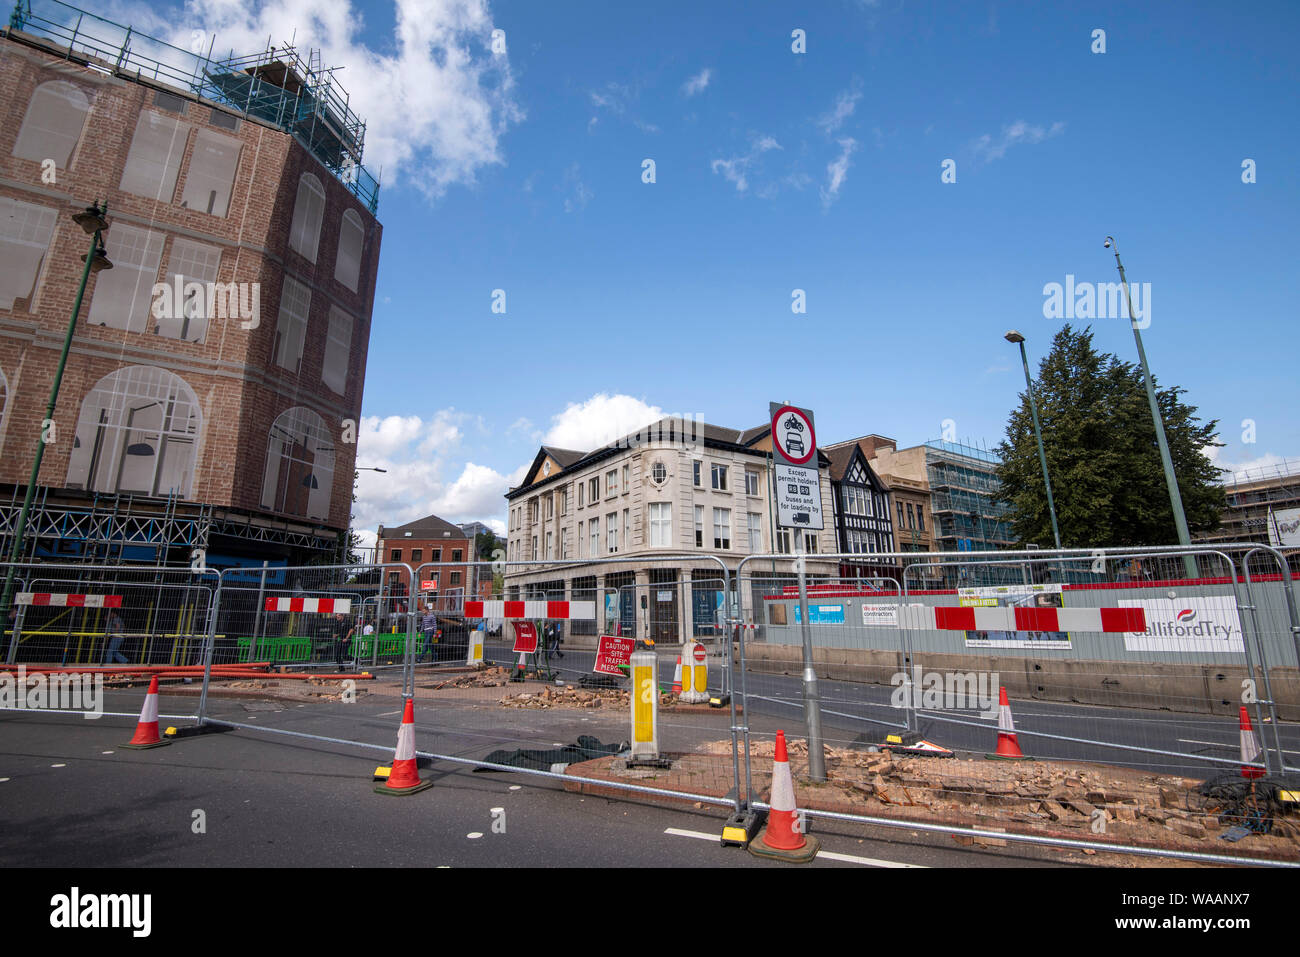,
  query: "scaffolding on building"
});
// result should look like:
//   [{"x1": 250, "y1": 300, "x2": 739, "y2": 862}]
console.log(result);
[
  {"x1": 5, "y1": 0, "x2": 380, "y2": 211},
  {"x1": 1200, "y1": 458, "x2": 1300, "y2": 553},
  {"x1": 0, "y1": 485, "x2": 343, "y2": 568}
]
